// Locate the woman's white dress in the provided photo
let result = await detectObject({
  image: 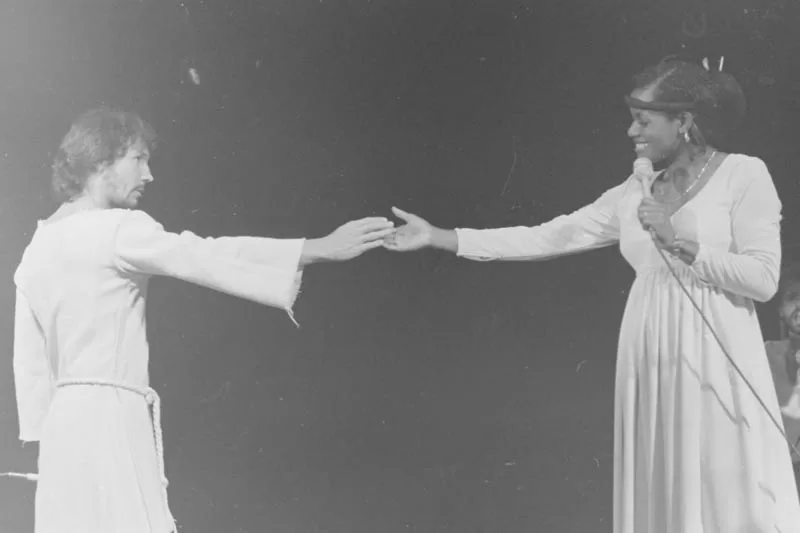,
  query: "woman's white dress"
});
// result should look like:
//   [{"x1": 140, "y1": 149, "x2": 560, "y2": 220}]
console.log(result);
[
  {"x1": 13, "y1": 208, "x2": 304, "y2": 533},
  {"x1": 456, "y1": 154, "x2": 800, "y2": 533}
]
